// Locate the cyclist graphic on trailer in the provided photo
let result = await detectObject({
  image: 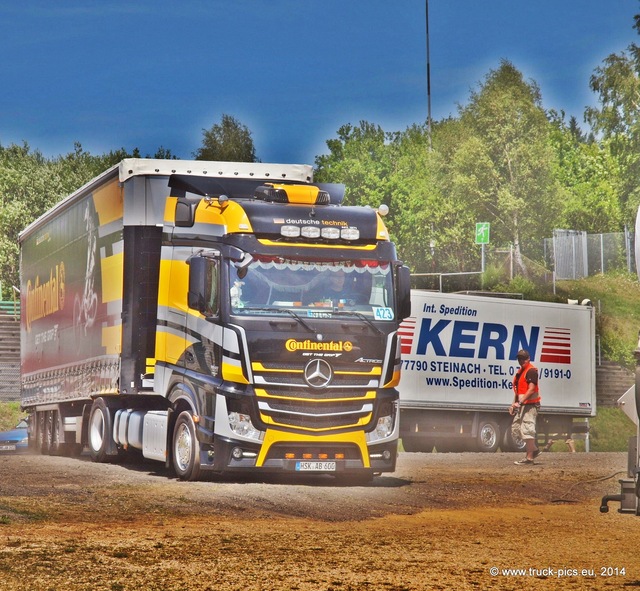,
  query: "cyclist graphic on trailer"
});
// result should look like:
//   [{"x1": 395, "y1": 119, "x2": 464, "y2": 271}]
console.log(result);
[{"x1": 73, "y1": 201, "x2": 99, "y2": 345}]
